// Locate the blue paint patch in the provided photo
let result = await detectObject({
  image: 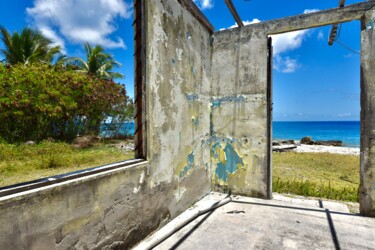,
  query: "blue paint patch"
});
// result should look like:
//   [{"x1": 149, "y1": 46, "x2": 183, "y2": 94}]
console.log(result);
[
  {"x1": 210, "y1": 96, "x2": 246, "y2": 108},
  {"x1": 208, "y1": 136, "x2": 238, "y2": 145},
  {"x1": 180, "y1": 152, "x2": 194, "y2": 178},
  {"x1": 211, "y1": 99, "x2": 221, "y2": 107},
  {"x1": 171, "y1": 58, "x2": 176, "y2": 64},
  {"x1": 212, "y1": 143, "x2": 244, "y2": 182},
  {"x1": 366, "y1": 19, "x2": 374, "y2": 30},
  {"x1": 211, "y1": 142, "x2": 221, "y2": 157},
  {"x1": 191, "y1": 65, "x2": 197, "y2": 75},
  {"x1": 186, "y1": 94, "x2": 199, "y2": 102}
]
